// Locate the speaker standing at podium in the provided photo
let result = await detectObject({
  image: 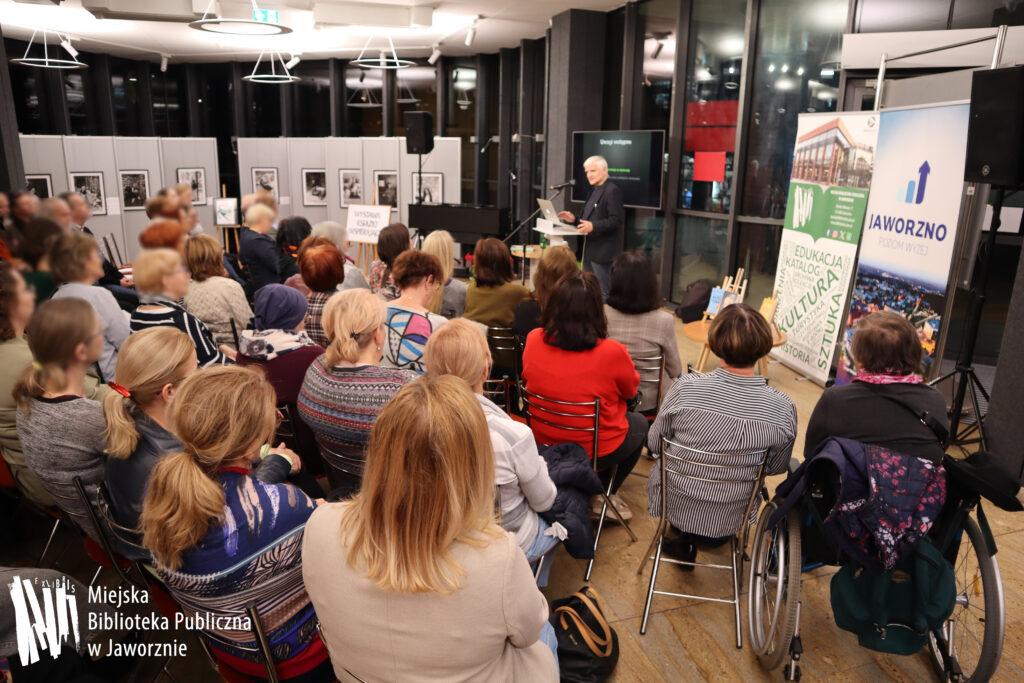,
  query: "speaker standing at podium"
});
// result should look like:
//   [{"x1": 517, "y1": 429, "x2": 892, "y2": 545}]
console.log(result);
[{"x1": 557, "y1": 155, "x2": 624, "y2": 298}]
